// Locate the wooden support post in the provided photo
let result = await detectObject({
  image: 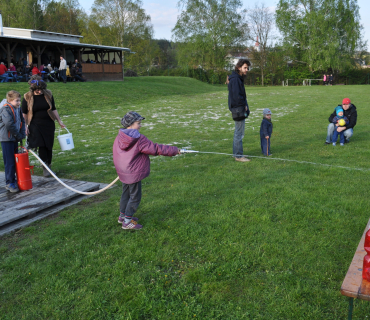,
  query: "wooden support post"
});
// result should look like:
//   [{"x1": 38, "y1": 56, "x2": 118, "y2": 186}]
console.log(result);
[
  {"x1": 10, "y1": 42, "x2": 18, "y2": 55},
  {"x1": 78, "y1": 49, "x2": 81, "y2": 62},
  {"x1": 63, "y1": 47, "x2": 66, "y2": 60},
  {"x1": 55, "y1": 46, "x2": 62, "y2": 55},
  {"x1": 29, "y1": 44, "x2": 37, "y2": 55},
  {"x1": 37, "y1": 45, "x2": 41, "y2": 67},
  {"x1": 6, "y1": 43, "x2": 11, "y2": 68},
  {"x1": 39, "y1": 45, "x2": 47, "y2": 55},
  {"x1": 119, "y1": 51, "x2": 124, "y2": 81},
  {"x1": 0, "y1": 42, "x2": 6, "y2": 52},
  {"x1": 101, "y1": 51, "x2": 105, "y2": 78}
]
